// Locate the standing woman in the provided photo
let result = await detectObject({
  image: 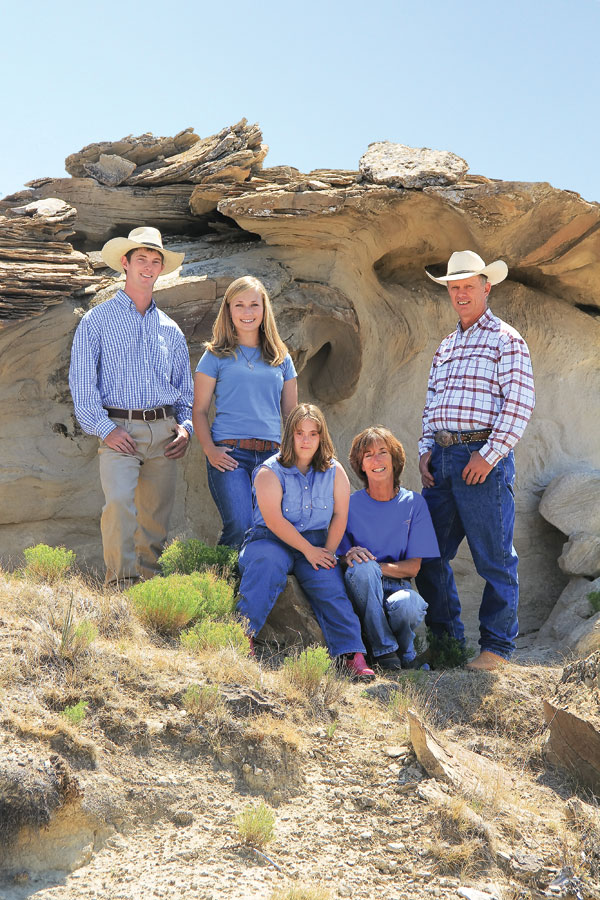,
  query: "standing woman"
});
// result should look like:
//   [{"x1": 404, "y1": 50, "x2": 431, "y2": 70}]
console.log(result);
[
  {"x1": 193, "y1": 276, "x2": 297, "y2": 548},
  {"x1": 237, "y1": 403, "x2": 375, "y2": 681}
]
